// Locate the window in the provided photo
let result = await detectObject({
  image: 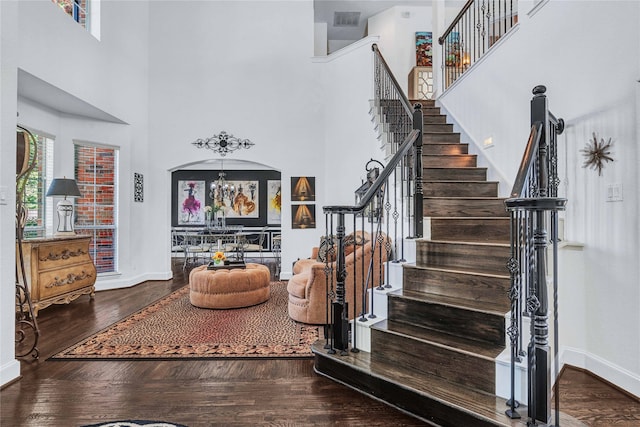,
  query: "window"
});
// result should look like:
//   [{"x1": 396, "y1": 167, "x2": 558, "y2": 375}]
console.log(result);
[
  {"x1": 23, "y1": 134, "x2": 55, "y2": 239},
  {"x1": 53, "y1": 0, "x2": 90, "y2": 31},
  {"x1": 74, "y1": 143, "x2": 118, "y2": 273}
]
